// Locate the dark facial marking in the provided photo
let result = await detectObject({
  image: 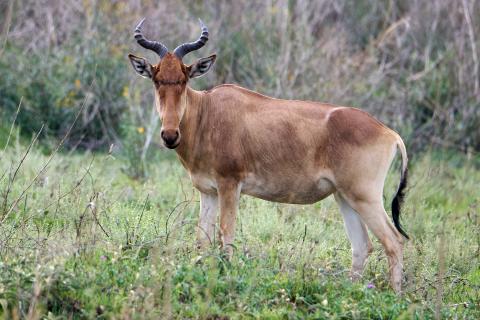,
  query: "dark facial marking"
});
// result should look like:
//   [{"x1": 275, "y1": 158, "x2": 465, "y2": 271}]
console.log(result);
[{"x1": 155, "y1": 79, "x2": 188, "y2": 86}]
